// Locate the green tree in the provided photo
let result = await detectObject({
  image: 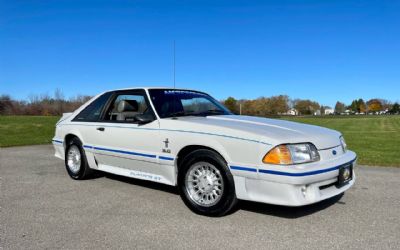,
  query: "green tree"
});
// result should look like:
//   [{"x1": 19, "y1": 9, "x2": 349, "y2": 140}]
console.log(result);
[
  {"x1": 349, "y1": 100, "x2": 358, "y2": 112},
  {"x1": 223, "y1": 97, "x2": 238, "y2": 113},
  {"x1": 270, "y1": 95, "x2": 289, "y2": 114},
  {"x1": 334, "y1": 101, "x2": 346, "y2": 114},
  {"x1": 358, "y1": 99, "x2": 366, "y2": 113},
  {"x1": 0, "y1": 95, "x2": 13, "y2": 115},
  {"x1": 390, "y1": 103, "x2": 400, "y2": 114},
  {"x1": 294, "y1": 99, "x2": 320, "y2": 115}
]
